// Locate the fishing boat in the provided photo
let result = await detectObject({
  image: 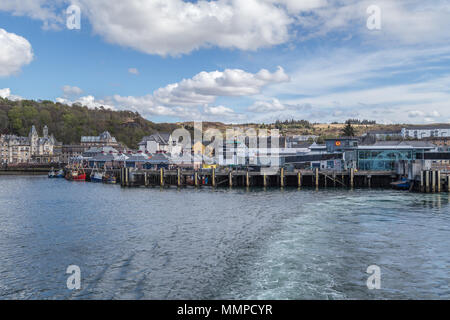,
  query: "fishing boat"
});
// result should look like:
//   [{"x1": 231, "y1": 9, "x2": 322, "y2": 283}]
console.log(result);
[
  {"x1": 49, "y1": 168, "x2": 65, "y2": 178},
  {"x1": 104, "y1": 174, "x2": 117, "y2": 184},
  {"x1": 71, "y1": 168, "x2": 86, "y2": 181},
  {"x1": 48, "y1": 169, "x2": 56, "y2": 178},
  {"x1": 391, "y1": 177, "x2": 410, "y2": 190},
  {"x1": 55, "y1": 169, "x2": 65, "y2": 178},
  {"x1": 91, "y1": 171, "x2": 104, "y2": 183}
]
